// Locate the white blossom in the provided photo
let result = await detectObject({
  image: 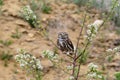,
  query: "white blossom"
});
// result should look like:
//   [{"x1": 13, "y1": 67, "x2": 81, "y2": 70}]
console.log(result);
[
  {"x1": 86, "y1": 20, "x2": 103, "y2": 41},
  {"x1": 93, "y1": 20, "x2": 103, "y2": 28},
  {"x1": 88, "y1": 63, "x2": 98, "y2": 70},
  {"x1": 69, "y1": 76, "x2": 74, "y2": 80},
  {"x1": 21, "y1": 5, "x2": 37, "y2": 22},
  {"x1": 20, "y1": 63, "x2": 25, "y2": 67},
  {"x1": 66, "y1": 65, "x2": 73, "y2": 70},
  {"x1": 87, "y1": 73, "x2": 102, "y2": 79},
  {"x1": 106, "y1": 46, "x2": 120, "y2": 53},
  {"x1": 15, "y1": 49, "x2": 43, "y2": 71},
  {"x1": 113, "y1": 47, "x2": 120, "y2": 52},
  {"x1": 42, "y1": 50, "x2": 59, "y2": 61},
  {"x1": 36, "y1": 59, "x2": 43, "y2": 70},
  {"x1": 87, "y1": 30, "x2": 91, "y2": 34},
  {"x1": 87, "y1": 73, "x2": 97, "y2": 78},
  {"x1": 106, "y1": 49, "x2": 113, "y2": 52},
  {"x1": 87, "y1": 63, "x2": 103, "y2": 79}
]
